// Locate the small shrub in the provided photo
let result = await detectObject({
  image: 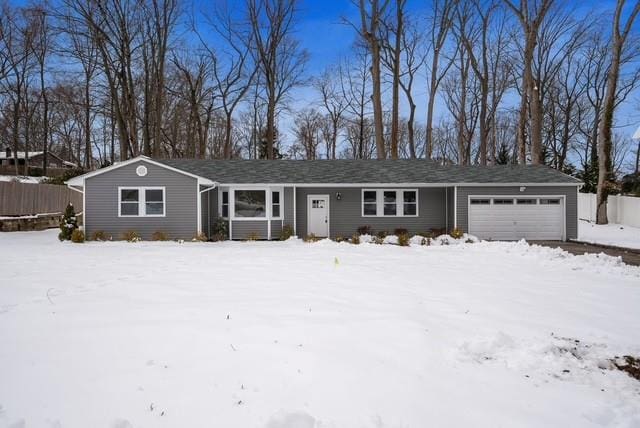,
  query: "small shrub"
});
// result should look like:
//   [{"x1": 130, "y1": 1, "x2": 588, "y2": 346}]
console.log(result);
[
  {"x1": 334, "y1": 235, "x2": 345, "y2": 243},
  {"x1": 58, "y1": 203, "x2": 78, "y2": 241},
  {"x1": 394, "y1": 228, "x2": 408, "y2": 236},
  {"x1": 91, "y1": 230, "x2": 108, "y2": 241},
  {"x1": 376, "y1": 230, "x2": 388, "y2": 239},
  {"x1": 212, "y1": 219, "x2": 229, "y2": 240},
  {"x1": 152, "y1": 231, "x2": 169, "y2": 241},
  {"x1": 450, "y1": 228, "x2": 464, "y2": 239},
  {"x1": 303, "y1": 233, "x2": 318, "y2": 243},
  {"x1": 192, "y1": 232, "x2": 208, "y2": 242},
  {"x1": 421, "y1": 237, "x2": 431, "y2": 246},
  {"x1": 71, "y1": 229, "x2": 85, "y2": 243},
  {"x1": 357, "y1": 225, "x2": 372, "y2": 235},
  {"x1": 245, "y1": 232, "x2": 261, "y2": 241},
  {"x1": 279, "y1": 224, "x2": 294, "y2": 241},
  {"x1": 351, "y1": 234, "x2": 360, "y2": 244},
  {"x1": 397, "y1": 233, "x2": 410, "y2": 247},
  {"x1": 465, "y1": 238, "x2": 475, "y2": 244},
  {"x1": 373, "y1": 236, "x2": 385, "y2": 245},
  {"x1": 122, "y1": 230, "x2": 141, "y2": 242}
]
